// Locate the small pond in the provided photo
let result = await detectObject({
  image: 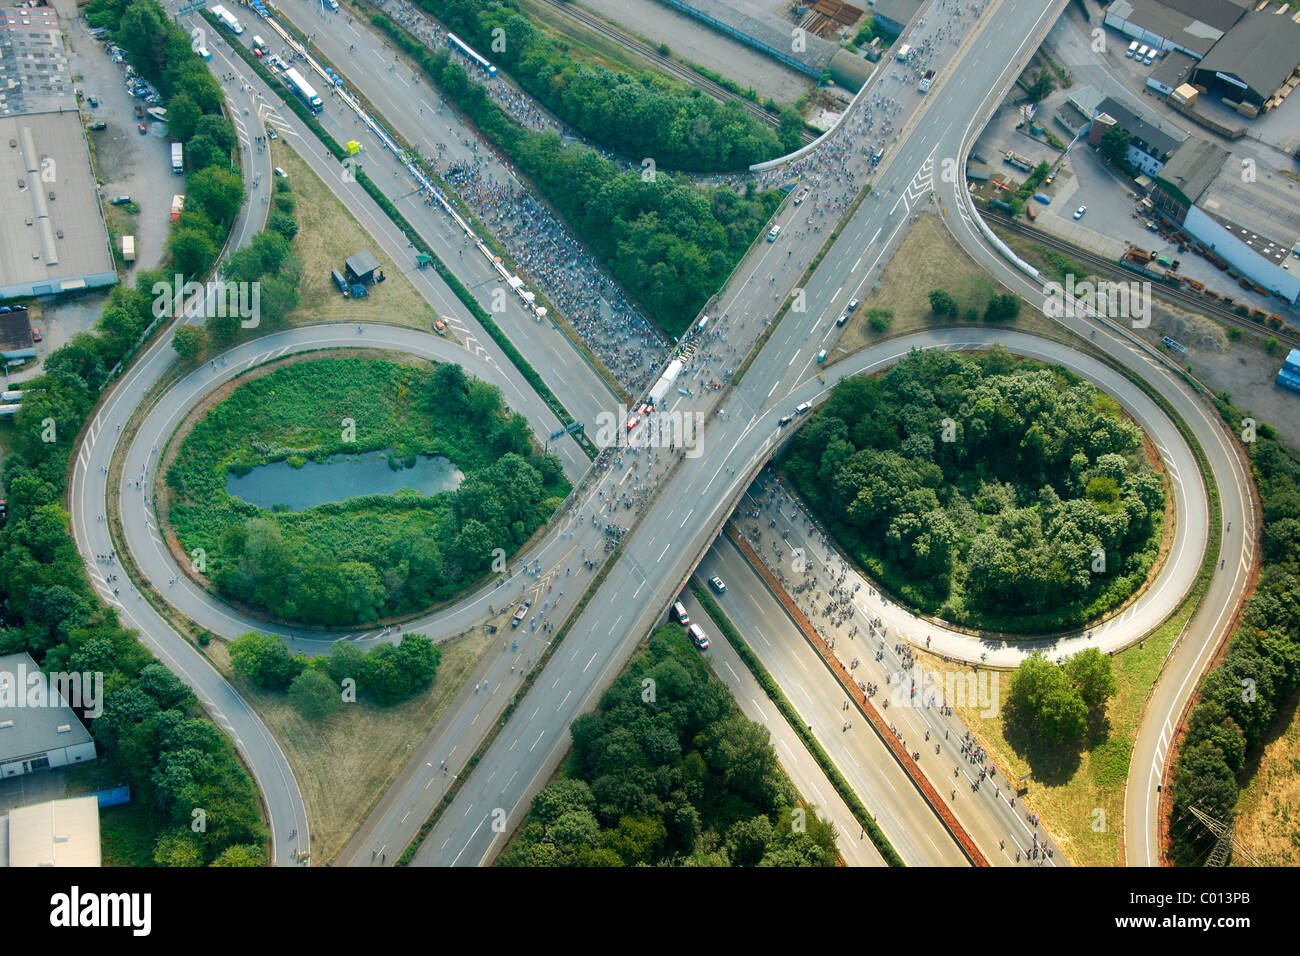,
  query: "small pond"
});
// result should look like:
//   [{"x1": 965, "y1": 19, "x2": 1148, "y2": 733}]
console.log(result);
[{"x1": 225, "y1": 451, "x2": 463, "y2": 511}]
